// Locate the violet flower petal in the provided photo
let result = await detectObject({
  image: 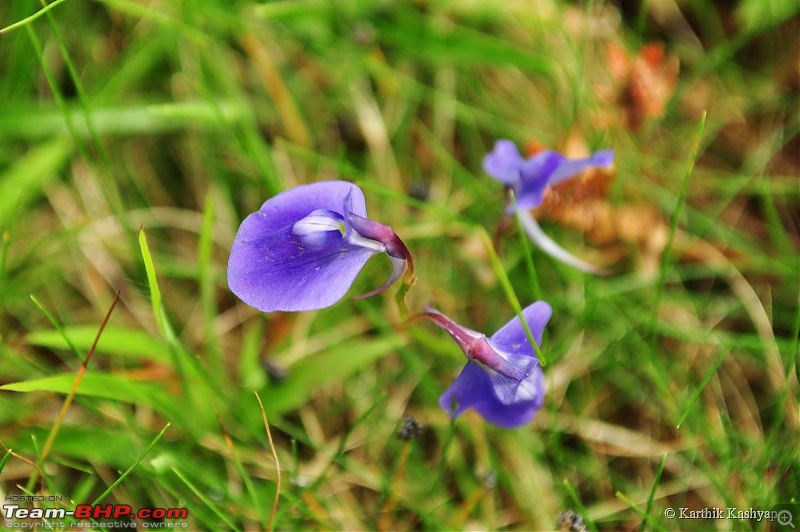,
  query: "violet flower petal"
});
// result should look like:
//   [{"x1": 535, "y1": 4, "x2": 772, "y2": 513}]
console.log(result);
[
  {"x1": 227, "y1": 181, "x2": 409, "y2": 312},
  {"x1": 439, "y1": 361, "x2": 545, "y2": 429},
  {"x1": 489, "y1": 300, "x2": 552, "y2": 352},
  {"x1": 430, "y1": 302, "x2": 552, "y2": 429},
  {"x1": 548, "y1": 149, "x2": 614, "y2": 186},
  {"x1": 483, "y1": 139, "x2": 527, "y2": 186},
  {"x1": 515, "y1": 149, "x2": 615, "y2": 211},
  {"x1": 514, "y1": 151, "x2": 569, "y2": 211}
]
